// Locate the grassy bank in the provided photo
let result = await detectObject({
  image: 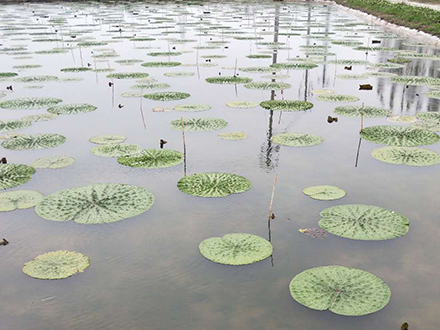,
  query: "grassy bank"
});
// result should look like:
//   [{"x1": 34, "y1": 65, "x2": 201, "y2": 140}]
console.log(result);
[{"x1": 333, "y1": 0, "x2": 440, "y2": 37}]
